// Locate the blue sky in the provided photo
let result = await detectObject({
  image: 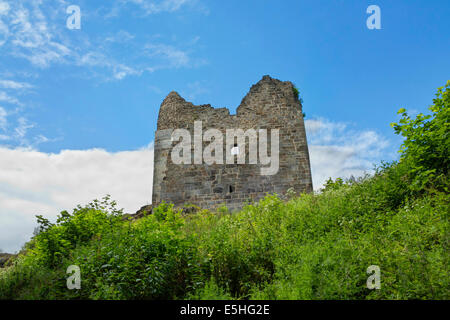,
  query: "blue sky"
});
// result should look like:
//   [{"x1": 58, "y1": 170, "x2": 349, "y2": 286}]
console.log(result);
[{"x1": 0, "y1": 0, "x2": 449, "y2": 252}]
